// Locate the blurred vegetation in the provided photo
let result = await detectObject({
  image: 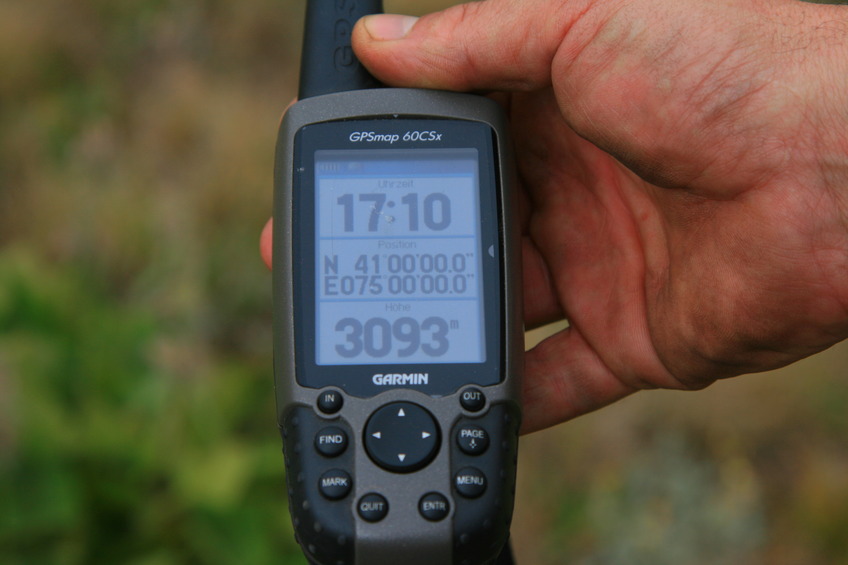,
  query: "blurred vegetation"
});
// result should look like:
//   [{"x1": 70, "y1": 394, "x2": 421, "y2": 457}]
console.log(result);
[
  {"x1": 1, "y1": 1, "x2": 847, "y2": 564},
  {"x1": 1, "y1": 0, "x2": 305, "y2": 562}
]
